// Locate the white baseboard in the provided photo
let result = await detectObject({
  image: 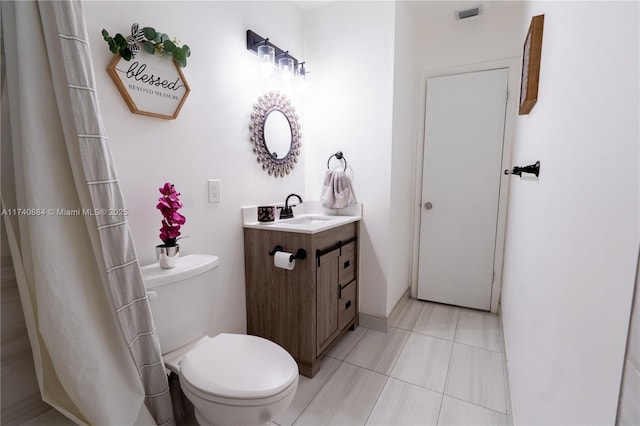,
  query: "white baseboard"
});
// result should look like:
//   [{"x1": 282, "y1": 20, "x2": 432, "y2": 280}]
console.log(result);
[
  {"x1": 359, "y1": 287, "x2": 411, "y2": 332},
  {"x1": 359, "y1": 313, "x2": 388, "y2": 332}
]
